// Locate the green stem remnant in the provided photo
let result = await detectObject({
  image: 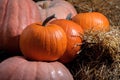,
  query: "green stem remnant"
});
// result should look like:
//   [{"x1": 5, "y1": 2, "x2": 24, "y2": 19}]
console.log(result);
[
  {"x1": 42, "y1": 14, "x2": 55, "y2": 26},
  {"x1": 66, "y1": 13, "x2": 72, "y2": 20}
]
